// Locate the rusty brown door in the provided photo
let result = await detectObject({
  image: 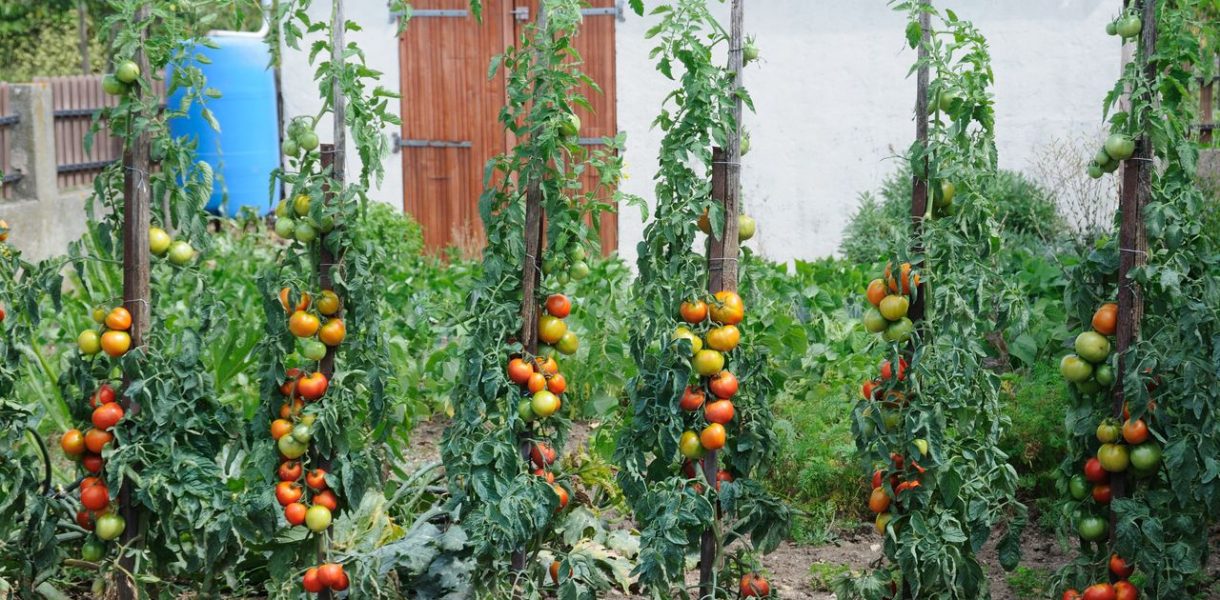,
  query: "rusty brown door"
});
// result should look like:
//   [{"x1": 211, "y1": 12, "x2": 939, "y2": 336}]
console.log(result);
[{"x1": 398, "y1": 0, "x2": 619, "y2": 255}]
